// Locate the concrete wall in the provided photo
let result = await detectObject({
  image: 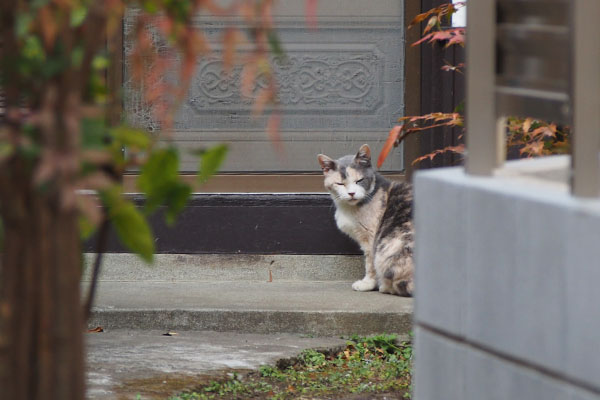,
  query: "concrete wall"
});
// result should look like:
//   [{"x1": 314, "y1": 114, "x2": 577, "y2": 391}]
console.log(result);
[{"x1": 413, "y1": 156, "x2": 600, "y2": 400}]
